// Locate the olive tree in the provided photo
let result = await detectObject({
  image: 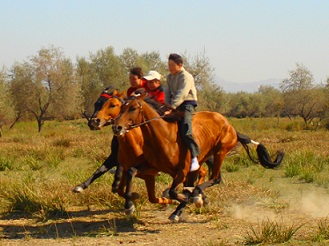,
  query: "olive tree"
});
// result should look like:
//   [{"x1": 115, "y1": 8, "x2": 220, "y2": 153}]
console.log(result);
[
  {"x1": 280, "y1": 63, "x2": 321, "y2": 126},
  {"x1": 76, "y1": 46, "x2": 129, "y2": 119},
  {"x1": 0, "y1": 69, "x2": 16, "y2": 135},
  {"x1": 9, "y1": 46, "x2": 81, "y2": 131},
  {"x1": 182, "y1": 51, "x2": 224, "y2": 112},
  {"x1": 258, "y1": 85, "x2": 283, "y2": 117}
]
